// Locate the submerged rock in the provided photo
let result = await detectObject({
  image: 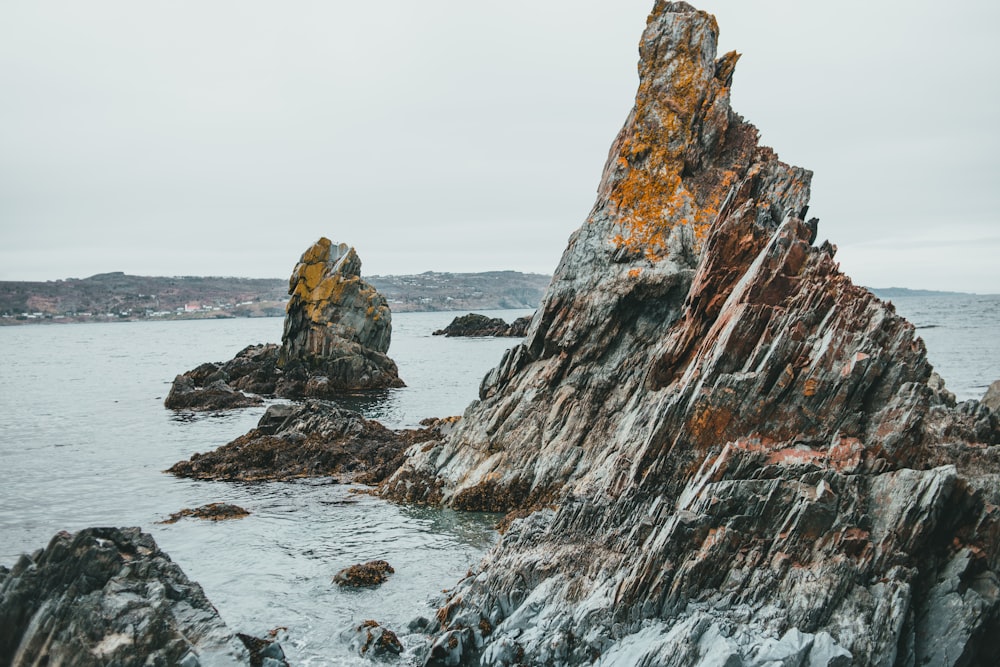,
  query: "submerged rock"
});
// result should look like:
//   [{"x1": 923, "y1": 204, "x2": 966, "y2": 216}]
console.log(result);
[
  {"x1": 433, "y1": 313, "x2": 533, "y2": 338},
  {"x1": 159, "y1": 502, "x2": 251, "y2": 524},
  {"x1": 167, "y1": 401, "x2": 445, "y2": 483},
  {"x1": 381, "y1": 2, "x2": 1000, "y2": 665},
  {"x1": 165, "y1": 240, "x2": 402, "y2": 410},
  {"x1": 0, "y1": 527, "x2": 250, "y2": 666},
  {"x1": 333, "y1": 560, "x2": 395, "y2": 588}
]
